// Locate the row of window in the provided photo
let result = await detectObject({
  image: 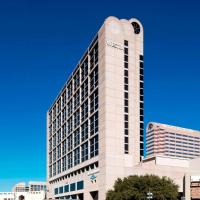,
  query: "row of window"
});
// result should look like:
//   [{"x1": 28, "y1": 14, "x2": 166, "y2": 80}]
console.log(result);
[
  {"x1": 139, "y1": 54, "x2": 144, "y2": 157},
  {"x1": 49, "y1": 162, "x2": 98, "y2": 184},
  {"x1": 54, "y1": 181, "x2": 84, "y2": 195},
  {"x1": 49, "y1": 111, "x2": 98, "y2": 153},
  {"x1": 124, "y1": 40, "x2": 129, "y2": 154},
  {"x1": 49, "y1": 39, "x2": 98, "y2": 125},
  {"x1": 49, "y1": 134, "x2": 99, "y2": 177},
  {"x1": 49, "y1": 84, "x2": 98, "y2": 137}
]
